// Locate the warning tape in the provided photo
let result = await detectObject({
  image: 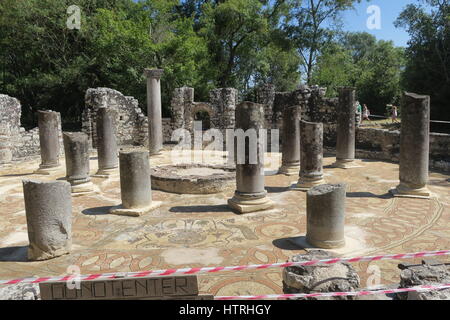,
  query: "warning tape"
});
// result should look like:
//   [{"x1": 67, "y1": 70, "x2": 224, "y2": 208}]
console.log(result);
[
  {"x1": 215, "y1": 283, "x2": 450, "y2": 300},
  {"x1": 0, "y1": 249, "x2": 448, "y2": 286}
]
